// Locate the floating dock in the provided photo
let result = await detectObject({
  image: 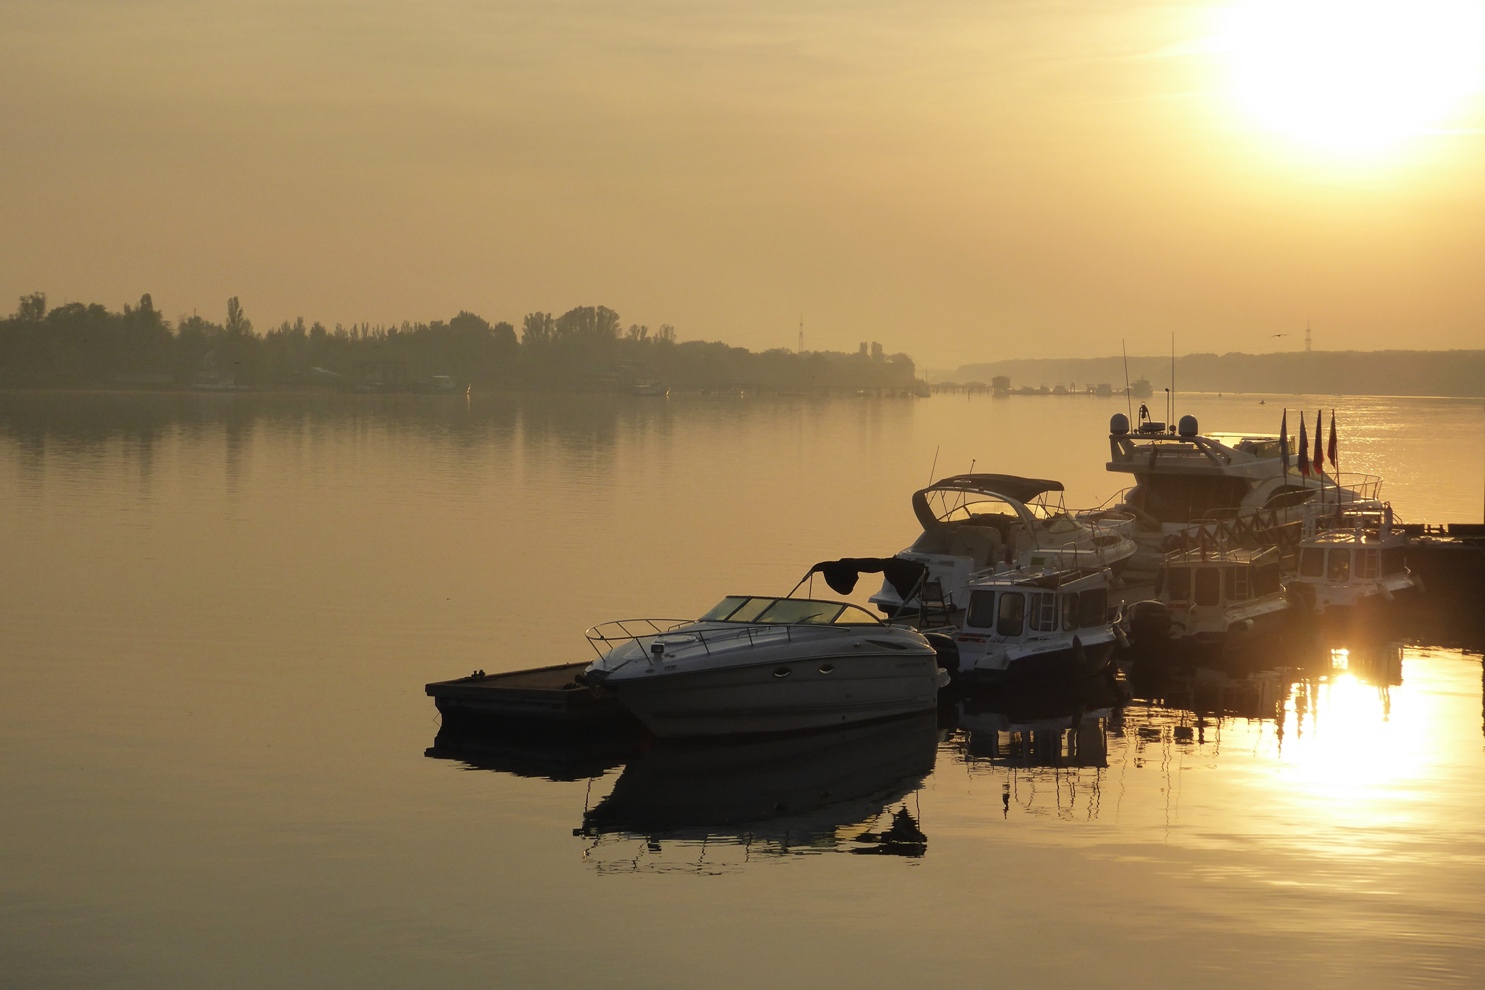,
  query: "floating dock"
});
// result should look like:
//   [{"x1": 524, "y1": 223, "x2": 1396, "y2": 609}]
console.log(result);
[{"x1": 425, "y1": 660, "x2": 631, "y2": 729}]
